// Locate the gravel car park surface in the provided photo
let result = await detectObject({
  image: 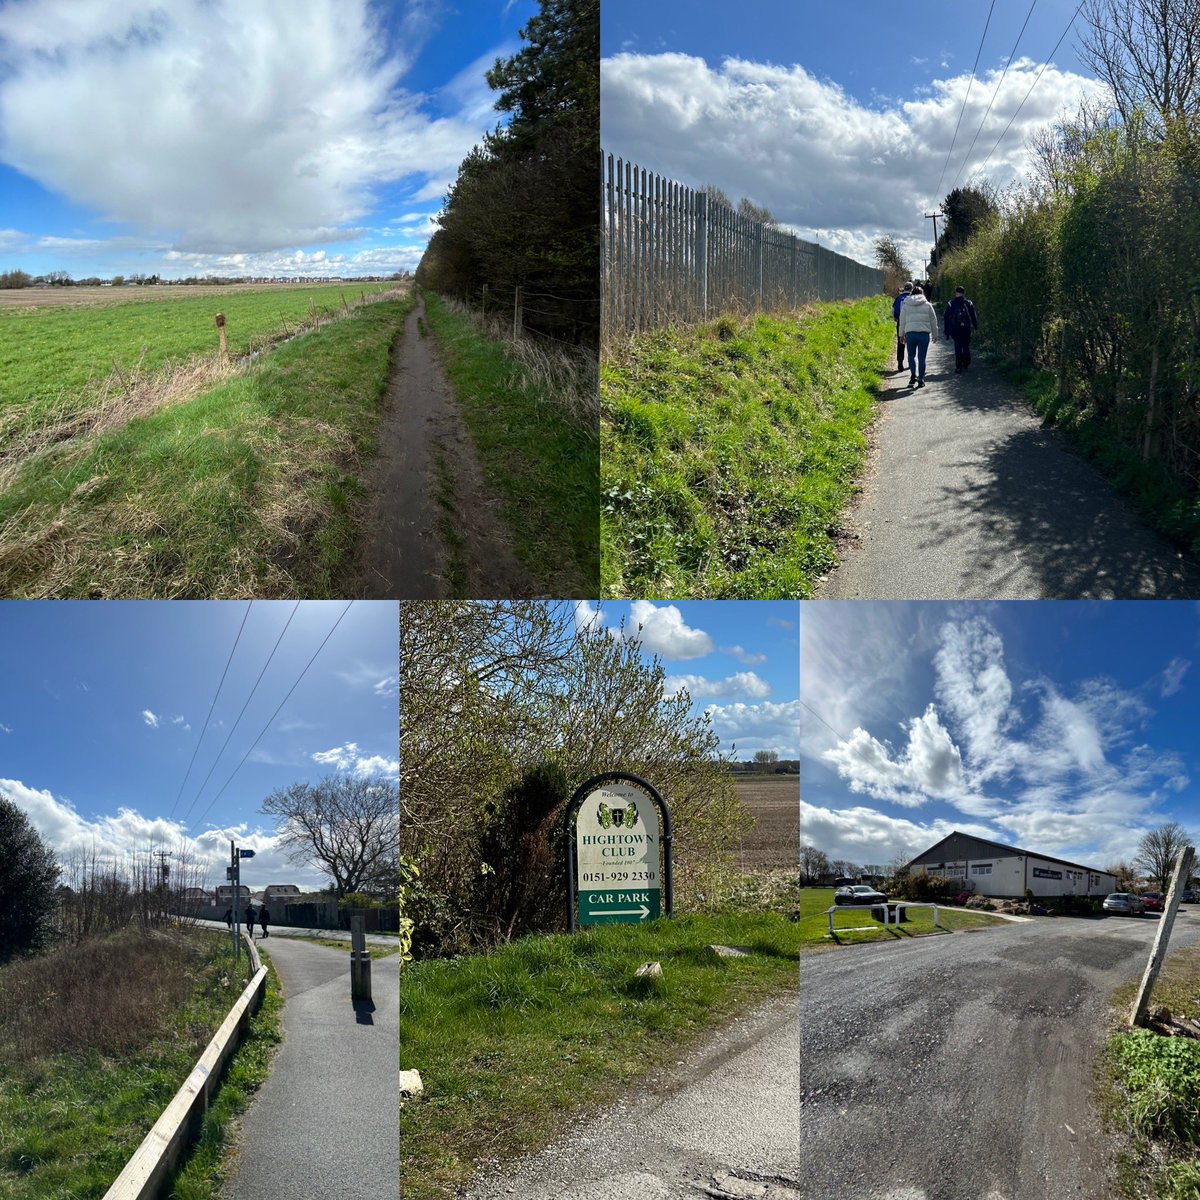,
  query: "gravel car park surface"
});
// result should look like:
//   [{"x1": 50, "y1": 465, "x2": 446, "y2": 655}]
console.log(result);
[{"x1": 800, "y1": 909, "x2": 1200, "y2": 1200}]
